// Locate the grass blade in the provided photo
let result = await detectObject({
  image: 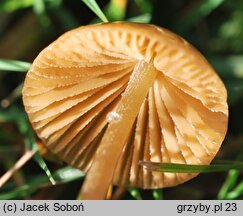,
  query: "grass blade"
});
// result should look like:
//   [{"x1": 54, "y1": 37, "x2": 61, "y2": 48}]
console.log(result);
[
  {"x1": 217, "y1": 170, "x2": 240, "y2": 199},
  {"x1": 0, "y1": 167, "x2": 84, "y2": 199},
  {"x1": 225, "y1": 182, "x2": 243, "y2": 199},
  {"x1": 0, "y1": 150, "x2": 35, "y2": 188},
  {"x1": 0, "y1": 59, "x2": 31, "y2": 72},
  {"x1": 127, "y1": 13, "x2": 151, "y2": 23},
  {"x1": 0, "y1": 0, "x2": 34, "y2": 12},
  {"x1": 128, "y1": 188, "x2": 142, "y2": 200},
  {"x1": 25, "y1": 137, "x2": 56, "y2": 185},
  {"x1": 1, "y1": 107, "x2": 55, "y2": 185},
  {"x1": 33, "y1": 151, "x2": 56, "y2": 185},
  {"x1": 33, "y1": 0, "x2": 51, "y2": 28},
  {"x1": 152, "y1": 189, "x2": 163, "y2": 200},
  {"x1": 106, "y1": 0, "x2": 127, "y2": 21},
  {"x1": 139, "y1": 161, "x2": 243, "y2": 173},
  {"x1": 81, "y1": 0, "x2": 108, "y2": 23}
]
